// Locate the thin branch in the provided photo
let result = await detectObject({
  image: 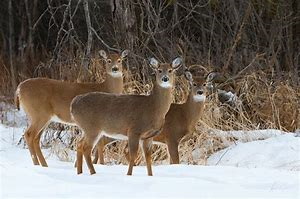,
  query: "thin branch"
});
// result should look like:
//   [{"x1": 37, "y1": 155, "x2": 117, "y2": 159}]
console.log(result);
[
  {"x1": 223, "y1": 3, "x2": 252, "y2": 72},
  {"x1": 91, "y1": 27, "x2": 120, "y2": 52},
  {"x1": 217, "y1": 53, "x2": 265, "y2": 89}
]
